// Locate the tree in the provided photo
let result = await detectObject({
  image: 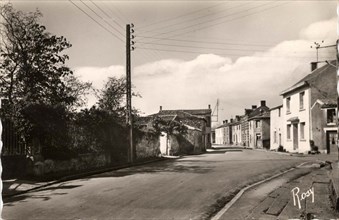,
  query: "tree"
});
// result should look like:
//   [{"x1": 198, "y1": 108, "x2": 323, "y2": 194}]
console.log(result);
[
  {"x1": 97, "y1": 76, "x2": 141, "y2": 124},
  {"x1": 0, "y1": 4, "x2": 88, "y2": 154},
  {"x1": 0, "y1": 4, "x2": 78, "y2": 110}
]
